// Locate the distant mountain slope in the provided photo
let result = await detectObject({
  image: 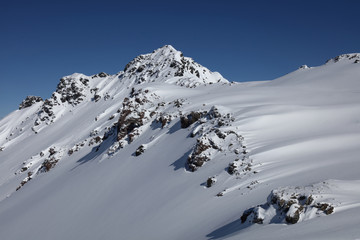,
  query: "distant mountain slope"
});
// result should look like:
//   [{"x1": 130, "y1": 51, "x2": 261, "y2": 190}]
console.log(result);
[{"x1": 0, "y1": 47, "x2": 359, "y2": 240}]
